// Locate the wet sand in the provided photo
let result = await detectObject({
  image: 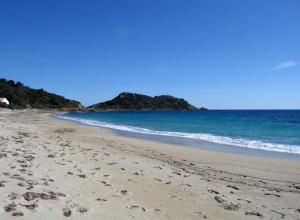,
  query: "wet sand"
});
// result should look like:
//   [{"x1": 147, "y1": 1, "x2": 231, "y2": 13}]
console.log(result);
[{"x1": 1, "y1": 110, "x2": 300, "y2": 219}]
